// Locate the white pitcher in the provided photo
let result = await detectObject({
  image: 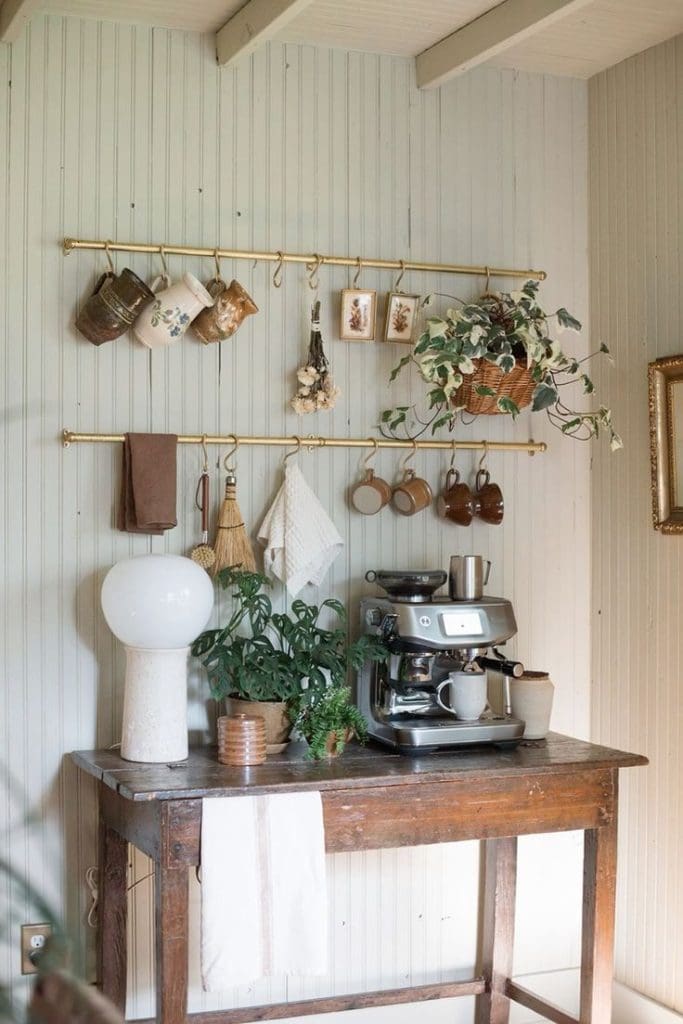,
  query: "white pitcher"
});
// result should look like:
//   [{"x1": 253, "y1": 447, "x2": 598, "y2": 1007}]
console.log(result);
[{"x1": 134, "y1": 272, "x2": 213, "y2": 348}]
